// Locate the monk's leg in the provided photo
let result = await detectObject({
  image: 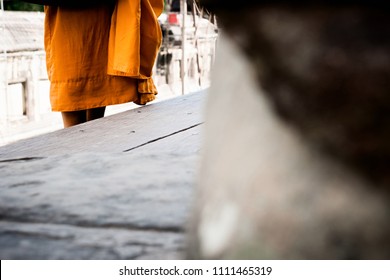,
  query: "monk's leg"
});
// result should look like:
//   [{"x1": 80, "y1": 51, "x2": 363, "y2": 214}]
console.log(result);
[
  {"x1": 61, "y1": 107, "x2": 105, "y2": 127},
  {"x1": 86, "y1": 107, "x2": 106, "y2": 121},
  {"x1": 61, "y1": 110, "x2": 87, "y2": 128}
]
